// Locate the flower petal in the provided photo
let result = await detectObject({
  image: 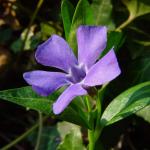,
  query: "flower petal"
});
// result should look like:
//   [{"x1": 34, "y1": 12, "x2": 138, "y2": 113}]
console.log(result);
[
  {"x1": 77, "y1": 26, "x2": 107, "y2": 69},
  {"x1": 53, "y1": 84, "x2": 87, "y2": 114},
  {"x1": 35, "y1": 35, "x2": 78, "y2": 73},
  {"x1": 83, "y1": 49, "x2": 121, "y2": 86},
  {"x1": 23, "y1": 71, "x2": 69, "y2": 96}
]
